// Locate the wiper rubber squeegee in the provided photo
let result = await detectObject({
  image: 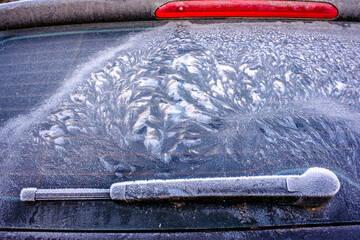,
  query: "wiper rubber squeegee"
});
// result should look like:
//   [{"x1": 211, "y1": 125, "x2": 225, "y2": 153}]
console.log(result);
[{"x1": 20, "y1": 167, "x2": 340, "y2": 207}]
